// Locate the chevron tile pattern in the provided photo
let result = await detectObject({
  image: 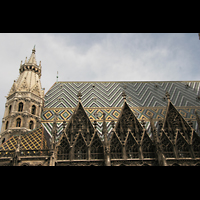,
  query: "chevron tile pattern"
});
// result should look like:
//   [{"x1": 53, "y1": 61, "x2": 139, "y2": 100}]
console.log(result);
[
  {"x1": 44, "y1": 81, "x2": 200, "y2": 108},
  {"x1": 42, "y1": 81, "x2": 200, "y2": 137}
]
